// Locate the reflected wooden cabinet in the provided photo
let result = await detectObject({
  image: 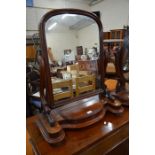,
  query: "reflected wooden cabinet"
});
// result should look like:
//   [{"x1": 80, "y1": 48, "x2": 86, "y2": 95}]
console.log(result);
[
  {"x1": 110, "y1": 29, "x2": 124, "y2": 39},
  {"x1": 103, "y1": 29, "x2": 125, "y2": 49},
  {"x1": 103, "y1": 31, "x2": 110, "y2": 40}
]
